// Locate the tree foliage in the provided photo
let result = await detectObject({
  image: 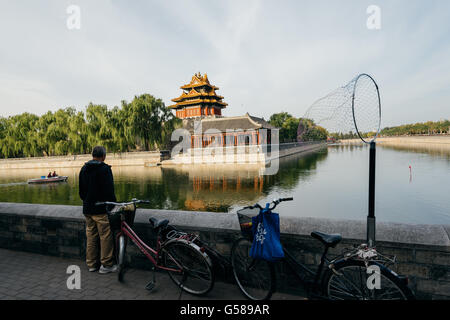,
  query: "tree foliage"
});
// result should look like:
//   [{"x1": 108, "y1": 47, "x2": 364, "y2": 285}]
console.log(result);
[
  {"x1": 380, "y1": 120, "x2": 450, "y2": 136},
  {"x1": 269, "y1": 112, "x2": 299, "y2": 142},
  {"x1": 298, "y1": 118, "x2": 328, "y2": 141},
  {"x1": 0, "y1": 94, "x2": 181, "y2": 158},
  {"x1": 268, "y1": 112, "x2": 328, "y2": 142},
  {"x1": 327, "y1": 120, "x2": 450, "y2": 140}
]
